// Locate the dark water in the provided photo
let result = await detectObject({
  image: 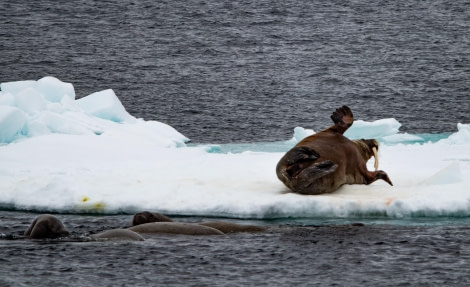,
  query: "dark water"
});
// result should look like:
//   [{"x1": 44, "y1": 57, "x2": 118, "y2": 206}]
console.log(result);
[
  {"x1": 1, "y1": 0, "x2": 469, "y2": 143},
  {"x1": 2, "y1": 212, "x2": 470, "y2": 286},
  {"x1": 1, "y1": 0, "x2": 470, "y2": 285}
]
